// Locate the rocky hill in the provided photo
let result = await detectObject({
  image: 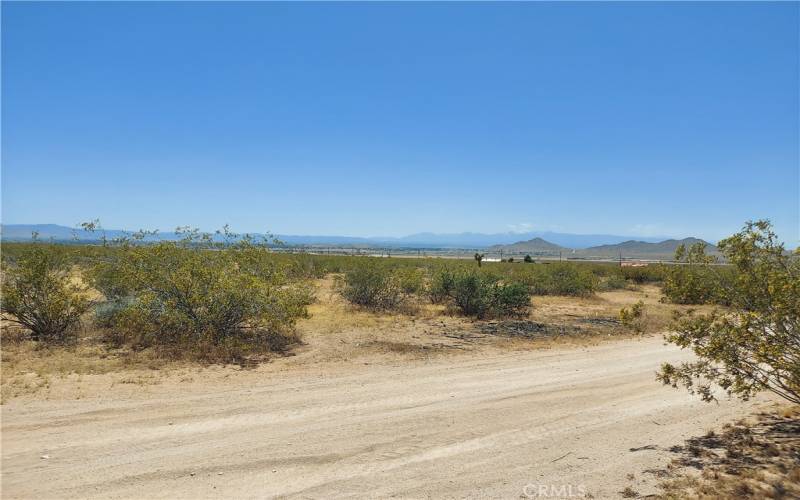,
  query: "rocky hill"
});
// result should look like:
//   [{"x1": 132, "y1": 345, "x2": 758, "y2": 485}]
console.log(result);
[{"x1": 487, "y1": 237, "x2": 565, "y2": 255}]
